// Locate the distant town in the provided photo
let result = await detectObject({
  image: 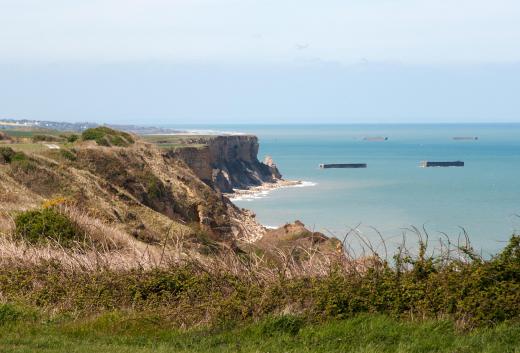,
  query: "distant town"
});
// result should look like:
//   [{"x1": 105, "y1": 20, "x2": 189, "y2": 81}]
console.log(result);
[{"x1": 0, "y1": 118, "x2": 184, "y2": 135}]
